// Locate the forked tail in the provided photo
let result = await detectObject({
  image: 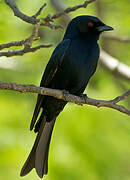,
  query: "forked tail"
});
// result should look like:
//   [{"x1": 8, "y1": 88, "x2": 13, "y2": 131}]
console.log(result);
[{"x1": 20, "y1": 117, "x2": 56, "y2": 178}]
